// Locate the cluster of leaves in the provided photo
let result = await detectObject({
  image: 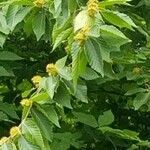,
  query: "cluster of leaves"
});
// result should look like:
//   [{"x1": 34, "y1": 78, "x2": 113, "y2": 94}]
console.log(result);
[{"x1": 0, "y1": 0, "x2": 150, "y2": 149}]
